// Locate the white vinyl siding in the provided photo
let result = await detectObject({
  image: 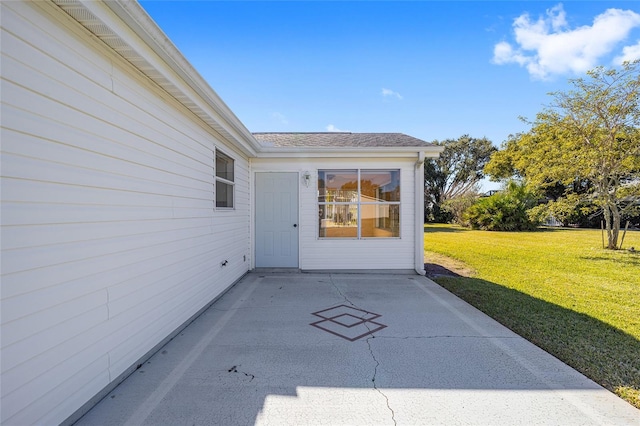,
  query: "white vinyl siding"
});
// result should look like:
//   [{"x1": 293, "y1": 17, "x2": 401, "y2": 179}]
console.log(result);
[
  {"x1": 1, "y1": 2, "x2": 250, "y2": 425},
  {"x1": 251, "y1": 158, "x2": 416, "y2": 271}
]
